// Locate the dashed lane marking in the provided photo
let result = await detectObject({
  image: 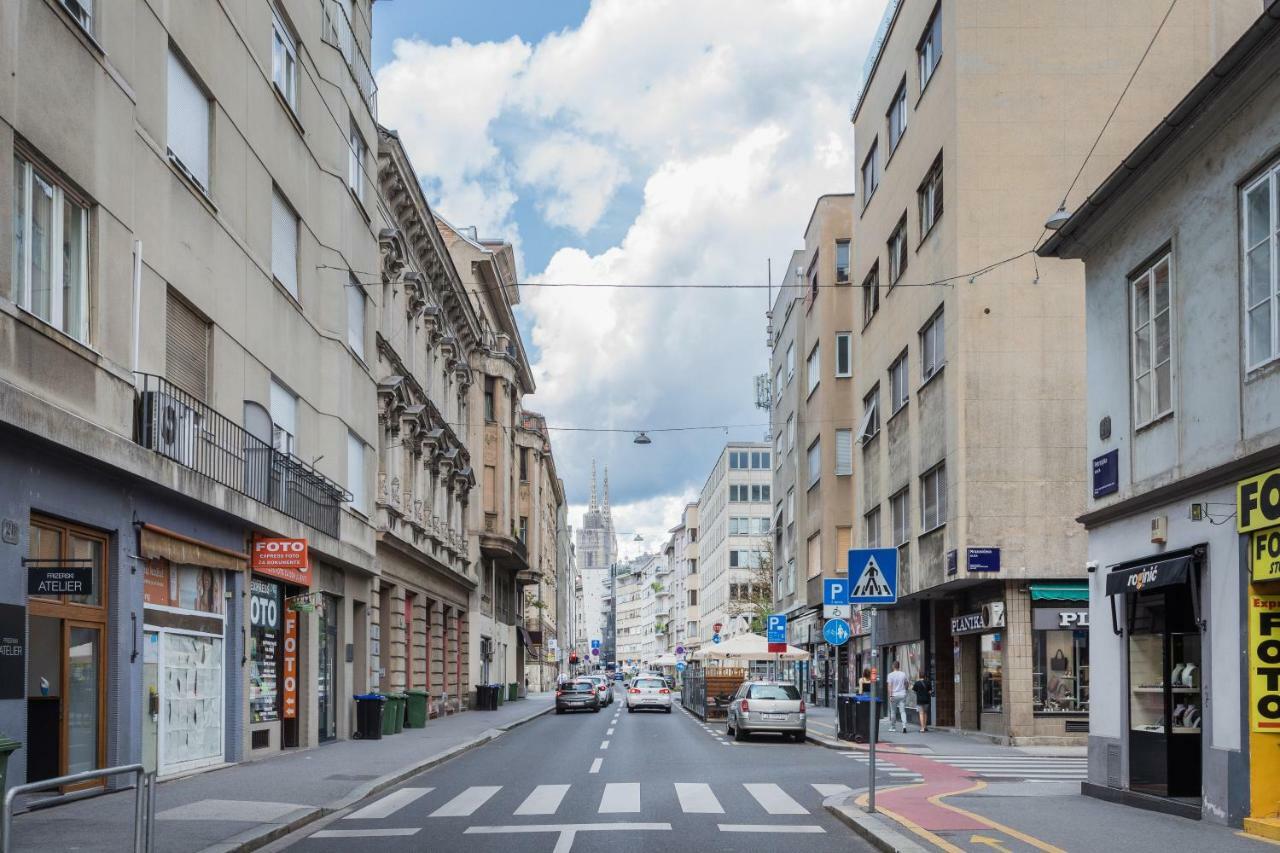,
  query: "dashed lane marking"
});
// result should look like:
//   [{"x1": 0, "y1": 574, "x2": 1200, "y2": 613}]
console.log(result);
[
  {"x1": 589, "y1": 758, "x2": 603, "y2": 774},
  {"x1": 600, "y1": 740, "x2": 610, "y2": 750}
]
